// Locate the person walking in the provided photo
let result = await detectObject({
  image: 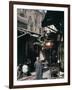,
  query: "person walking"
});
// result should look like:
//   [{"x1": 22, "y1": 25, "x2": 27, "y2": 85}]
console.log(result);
[{"x1": 34, "y1": 57, "x2": 43, "y2": 80}]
